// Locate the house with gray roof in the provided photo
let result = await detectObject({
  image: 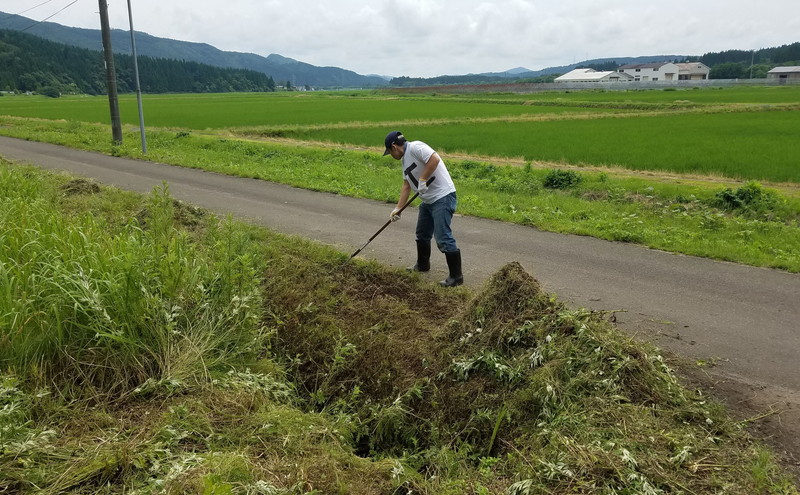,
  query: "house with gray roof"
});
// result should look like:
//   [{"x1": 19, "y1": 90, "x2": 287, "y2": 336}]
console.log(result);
[
  {"x1": 675, "y1": 62, "x2": 710, "y2": 80},
  {"x1": 767, "y1": 66, "x2": 800, "y2": 83}
]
